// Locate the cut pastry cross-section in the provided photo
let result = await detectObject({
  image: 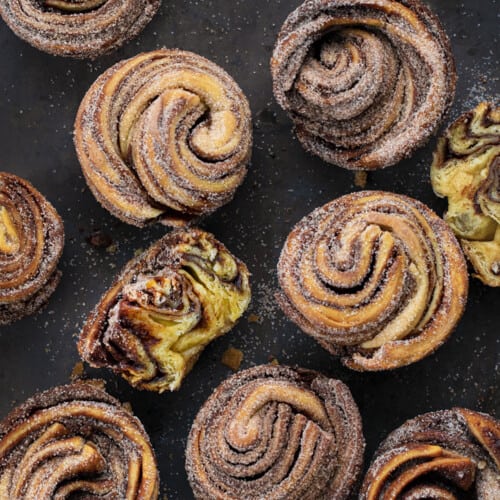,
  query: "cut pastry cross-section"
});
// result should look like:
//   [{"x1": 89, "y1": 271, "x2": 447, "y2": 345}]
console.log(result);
[
  {"x1": 78, "y1": 228, "x2": 251, "y2": 392},
  {"x1": 431, "y1": 102, "x2": 500, "y2": 286}
]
